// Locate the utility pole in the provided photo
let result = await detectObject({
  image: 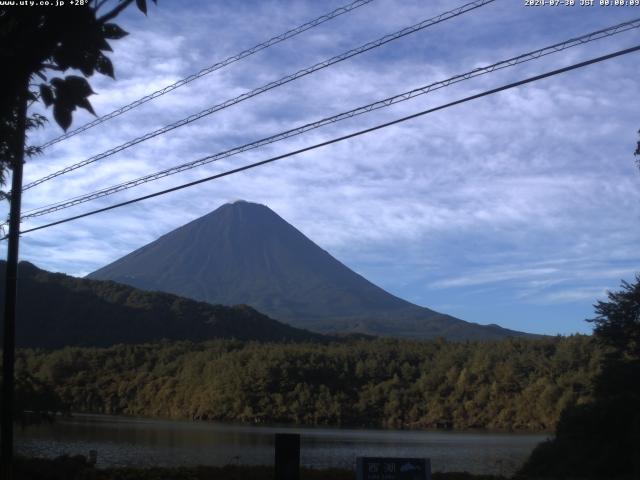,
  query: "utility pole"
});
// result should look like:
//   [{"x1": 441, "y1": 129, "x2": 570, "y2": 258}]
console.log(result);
[{"x1": 1, "y1": 83, "x2": 27, "y2": 480}]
